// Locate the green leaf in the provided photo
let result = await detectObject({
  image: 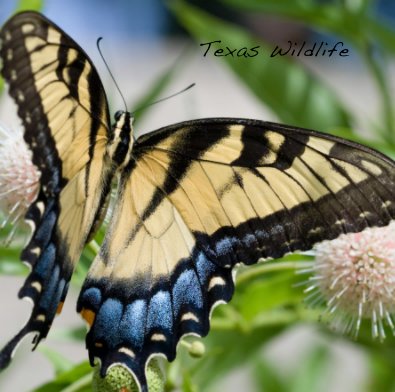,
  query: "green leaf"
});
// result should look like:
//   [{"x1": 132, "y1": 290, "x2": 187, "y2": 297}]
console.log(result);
[
  {"x1": 0, "y1": 248, "x2": 27, "y2": 275},
  {"x1": 51, "y1": 326, "x2": 86, "y2": 342},
  {"x1": 236, "y1": 271, "x2": 303, "y2": 322},
  {"x1": 253, "y1": 357, "x2": 287, "y2": 392},
  {"x1": 33, "y1": 361, "x2": 92, "y2": 392},
  {"x1": 182, "y1": 325, "x2": 289, "y2": 390},
  {"x1": 367, "y1": 351, "x2": 395, "y2": 392},
  {"x1": 235, "y1": 254, "x2": 313, "y2": 285},
  {"x1": 181, "y1": 370, "x2": 200, "y2": 392},
  {"x1": 219, "y1": 0, "x2": 366, "y2": 45},
  {"x1": 72, "y1": 241, "x2": 97, "y2": 288},
  {"x1": 219, "y1": 0, "x2": 395, "y2": 142},
  {"x1": 170, "y1": 0, "x2": 351, "y2": 131},
  {"x1": 221, "y1": 0, "x2": 395, "y2": 55},
  {"x1": 290, "y1": 345, "x2": 331, "y2": 392},
  {"x1": 38, "y1": 346, "x2": 74, "y2": 375},
  {"x1": 0, "y1": 226, "x2": 29, "y2": 276}
]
